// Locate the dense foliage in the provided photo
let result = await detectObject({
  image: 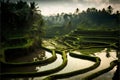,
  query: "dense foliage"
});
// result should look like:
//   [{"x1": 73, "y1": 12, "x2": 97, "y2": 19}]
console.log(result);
[
  {"x1": 44, "y1": 6, "x2": 120, "y2": 38},
  {"x1": 1, "y1": 0, "x2": 44, "y2": 42},
  {"x1": 0, "y1": 1, "x2": 119, "y2": 80}
]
